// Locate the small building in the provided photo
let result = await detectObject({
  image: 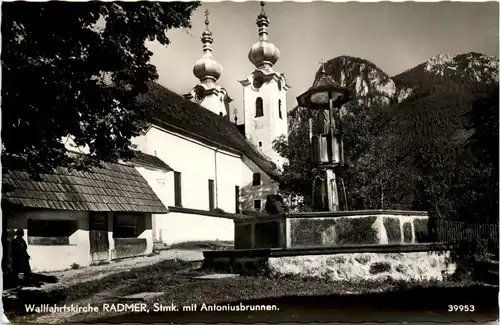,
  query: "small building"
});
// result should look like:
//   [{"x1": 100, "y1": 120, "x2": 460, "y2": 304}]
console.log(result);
[{"x1": 2, "y1": 160, "x2": 168, "y2": 272}]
